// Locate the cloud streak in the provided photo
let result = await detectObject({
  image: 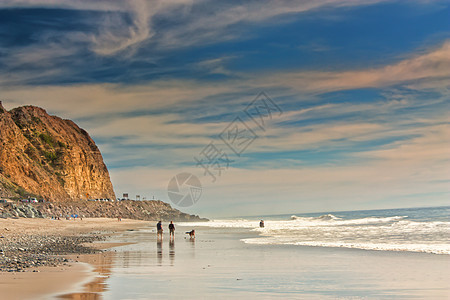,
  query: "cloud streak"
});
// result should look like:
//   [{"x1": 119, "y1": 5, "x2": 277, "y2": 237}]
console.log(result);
[
  {"x1": 0, "y1": 0, "x2": 422, "y2": 56},
  {"x1": 254, "y1": 41, "x2": 450, "y2": 92}
]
